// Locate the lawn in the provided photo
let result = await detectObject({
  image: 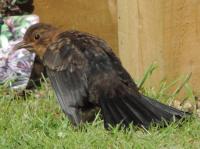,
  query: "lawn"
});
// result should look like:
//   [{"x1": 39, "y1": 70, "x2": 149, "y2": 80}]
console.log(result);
[{"x1": 0, "y1": 65, "x2": 200, "y2": 149}]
